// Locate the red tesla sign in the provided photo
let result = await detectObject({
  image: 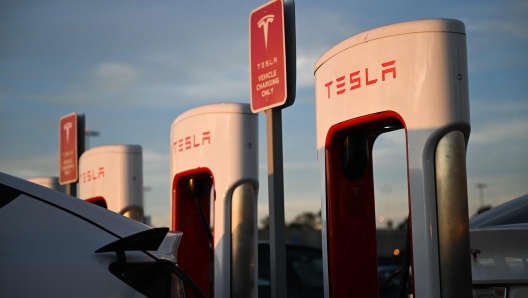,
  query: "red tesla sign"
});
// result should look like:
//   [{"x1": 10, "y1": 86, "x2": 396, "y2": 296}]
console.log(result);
[
  {"x1": 59, "y1": 113, "x2": 78, "y2": 184},
  {"x1": 250, "y1": 0, "x2": 288, "y2": 113}
]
